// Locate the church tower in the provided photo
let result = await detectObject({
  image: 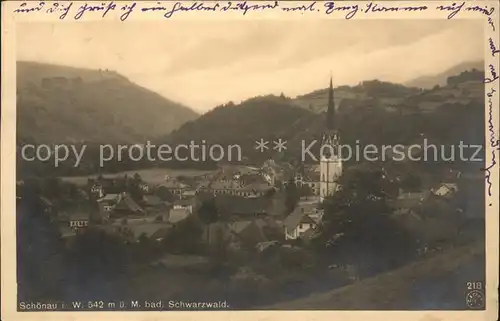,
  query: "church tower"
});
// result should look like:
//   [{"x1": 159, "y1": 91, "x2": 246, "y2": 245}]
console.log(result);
[{"x1": 320, "y1": 76, "x2": 342, "y2": 202}]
